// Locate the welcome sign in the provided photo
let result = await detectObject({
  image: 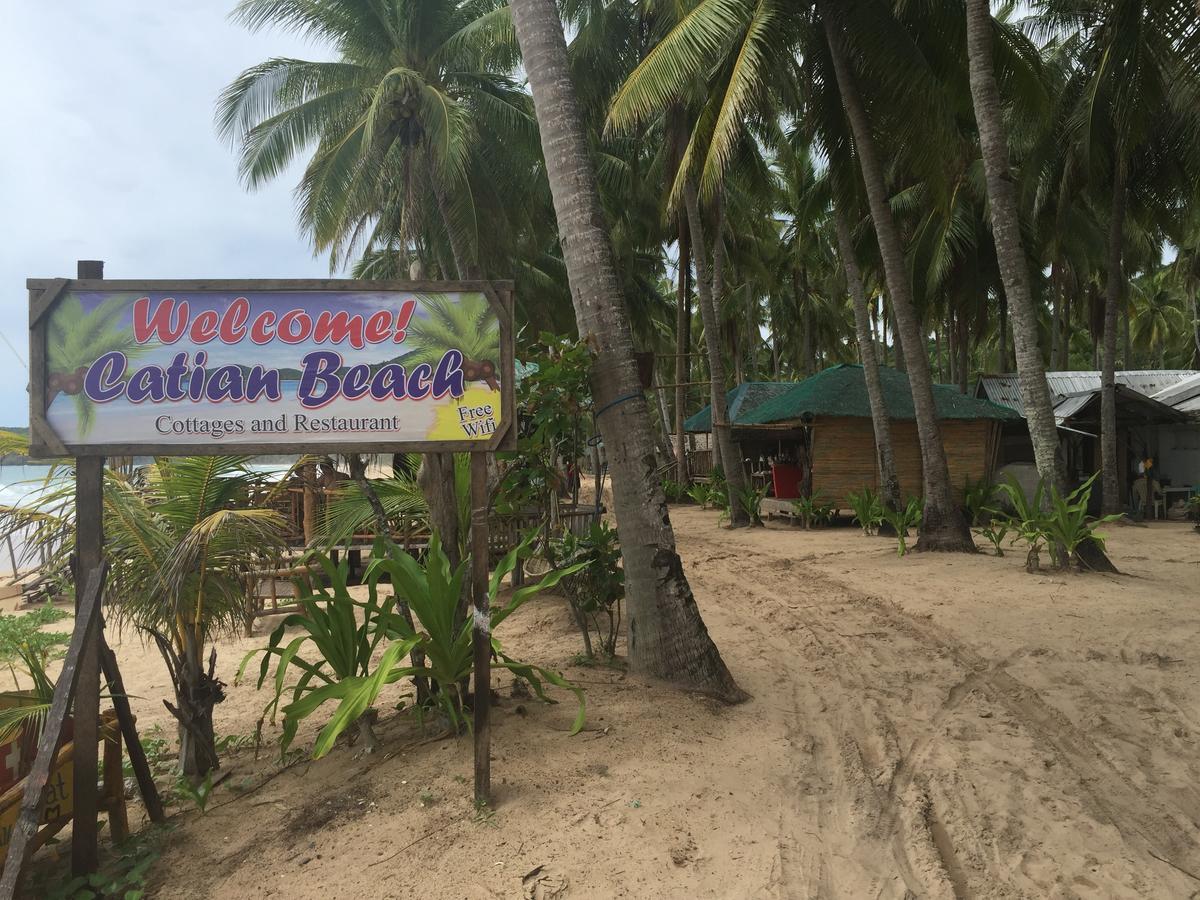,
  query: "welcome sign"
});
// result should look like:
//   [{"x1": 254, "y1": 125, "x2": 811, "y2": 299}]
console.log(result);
[{"x1": 26, "y1": 279, "x2": 514, "y2": 457}]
